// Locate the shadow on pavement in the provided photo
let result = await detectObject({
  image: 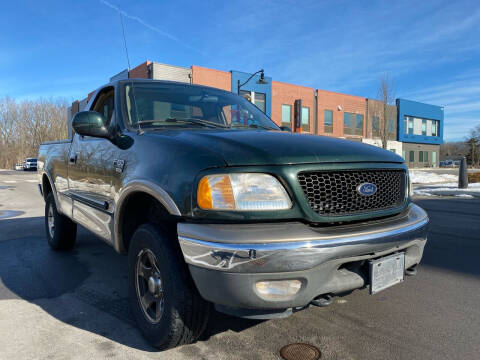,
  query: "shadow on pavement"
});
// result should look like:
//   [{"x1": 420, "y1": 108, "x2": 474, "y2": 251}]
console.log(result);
[
  {"x1": 0, "y1": 216, "x2": 261, "y2": 352},
  {"x1": 414, "y1": 197, "x2": 480, "y2": 277},
  {"x1": 2, "y1": 198, "x2": 476, "y2": 352}
]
